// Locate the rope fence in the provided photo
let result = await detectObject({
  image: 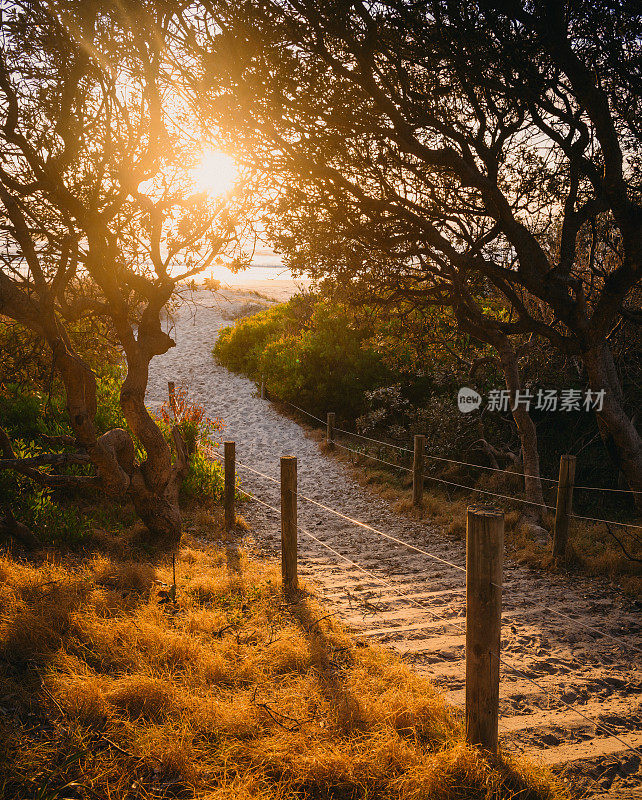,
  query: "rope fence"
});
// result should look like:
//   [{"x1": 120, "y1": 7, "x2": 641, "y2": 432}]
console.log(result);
[
  {"x1": 235, "y1": 484, "x2": 466, "y2": 634},
  {"x1": 180, "y1": 385, "x2": 641, "y2": 765},
  {"x1": 215, "y1": 447, "x2": 640, "y2": 648},
  {"x1": 203, "y1": 438, "x2": 640, "y2": 603},
  {"x1": 214, "y1": 441, "x2": 641, "y2": 761},
  {"x1": 278, "y1": 393, "x2": 642, "y2": 498}
]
